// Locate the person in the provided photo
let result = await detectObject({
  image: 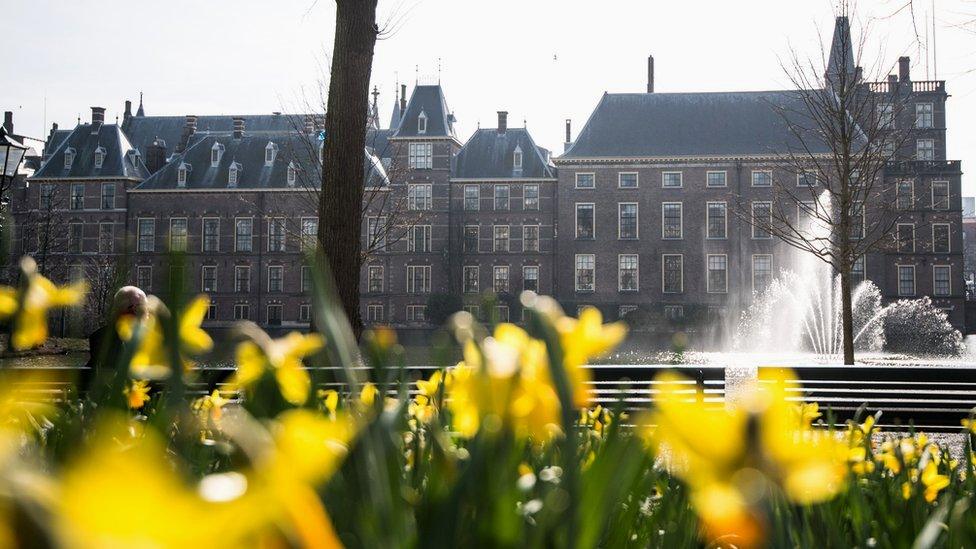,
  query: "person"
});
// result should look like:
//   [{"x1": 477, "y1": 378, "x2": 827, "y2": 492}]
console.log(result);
[{"x1": 81, "y1": 286, "x2": 148, "y2": 391}]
